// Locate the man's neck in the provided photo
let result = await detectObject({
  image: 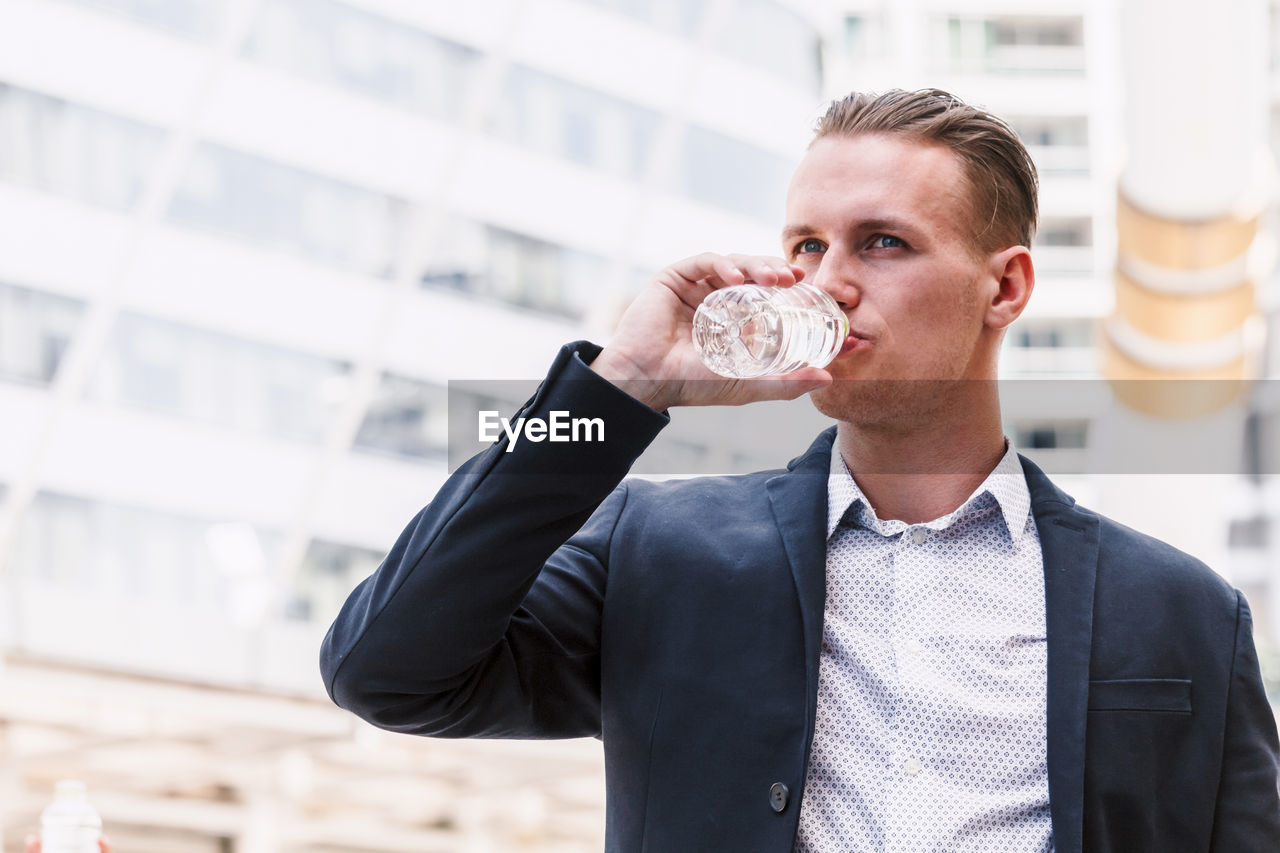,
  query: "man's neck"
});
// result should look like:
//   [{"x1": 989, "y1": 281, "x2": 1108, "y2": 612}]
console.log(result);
[{"x1": 835, "y1": 406, "x2": 1008, "y2": 525}]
